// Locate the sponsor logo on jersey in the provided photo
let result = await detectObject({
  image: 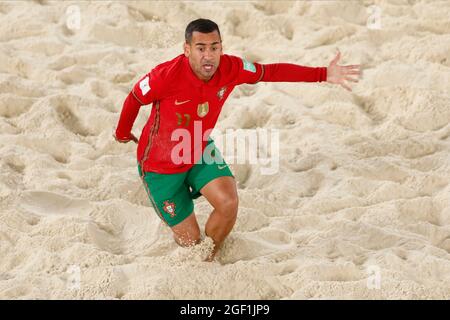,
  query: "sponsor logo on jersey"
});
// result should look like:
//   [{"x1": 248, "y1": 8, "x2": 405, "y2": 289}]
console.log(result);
[
  {"x1": 139, "y1": 76, "x2": 151, "y2": 95},
  {"x1": 242, "y1": 59, "x2": 256, "y2": 73},
  {"x1": 175, "y1": 99, "x2": 191, "y2": 105}
]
